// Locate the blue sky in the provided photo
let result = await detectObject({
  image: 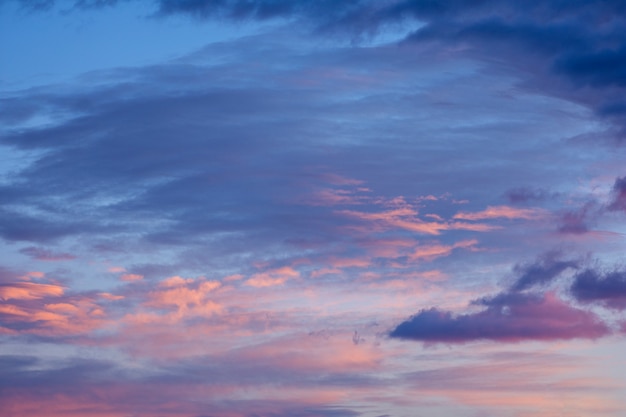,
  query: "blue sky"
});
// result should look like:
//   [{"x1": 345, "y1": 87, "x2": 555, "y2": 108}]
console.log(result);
[{"x1": 2, "y1": 1, "x2": 626, "y2": 416}]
